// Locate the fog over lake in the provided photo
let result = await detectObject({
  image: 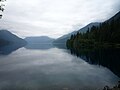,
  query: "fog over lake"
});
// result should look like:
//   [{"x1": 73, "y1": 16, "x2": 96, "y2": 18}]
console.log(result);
[{"x1": 0, "y1": 44, "x2": 119, "y2": 90}]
